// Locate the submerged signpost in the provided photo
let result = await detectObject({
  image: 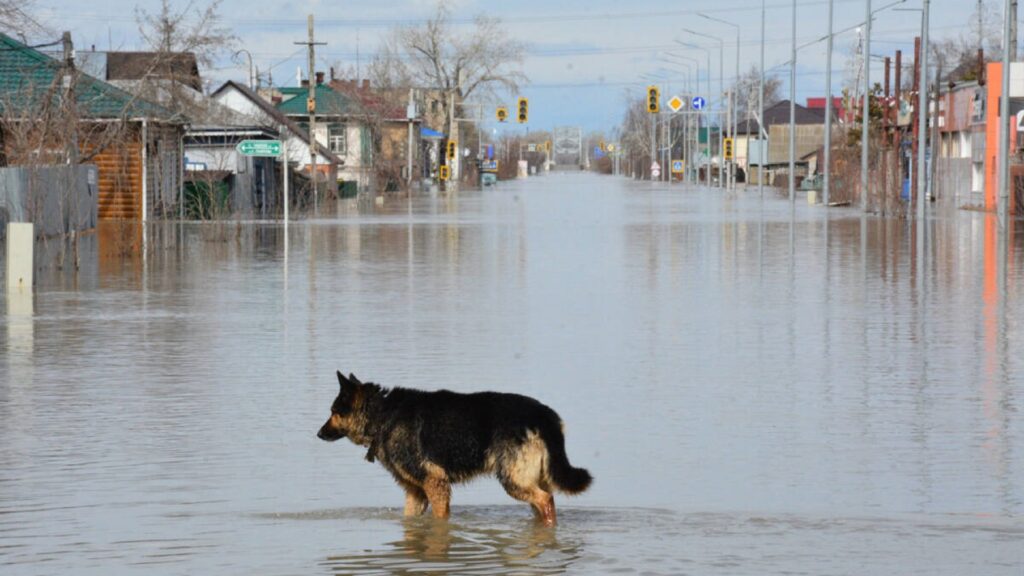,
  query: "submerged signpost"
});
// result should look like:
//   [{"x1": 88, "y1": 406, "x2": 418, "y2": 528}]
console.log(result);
[{"x1": 236, "y1": 139, "x2": 288, "y2": 248}]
